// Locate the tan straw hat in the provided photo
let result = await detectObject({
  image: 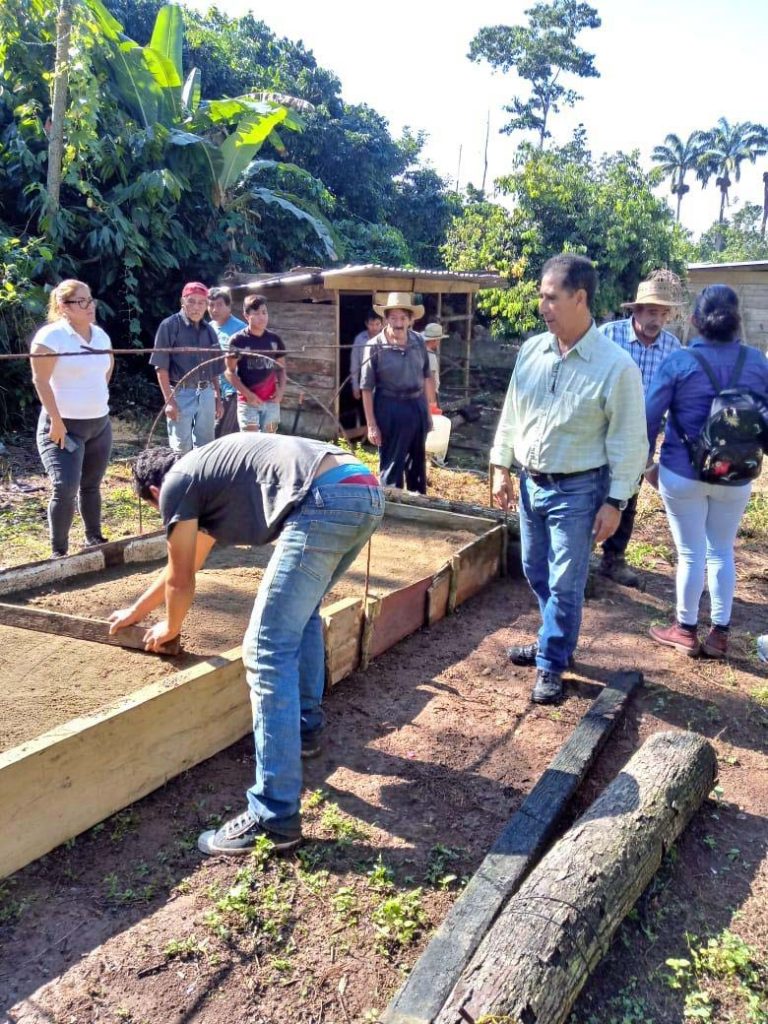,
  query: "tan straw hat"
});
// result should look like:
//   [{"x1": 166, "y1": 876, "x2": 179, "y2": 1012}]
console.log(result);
[
  {"x1": 621, "y1": 276, "x2": 682, "y2": 309},
  {"x1": 423, "y1": 323, "x2": 448, "y2": 340},
  {"x1": 373, "y1": 291, "x2": 425, "y2": 319}
]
